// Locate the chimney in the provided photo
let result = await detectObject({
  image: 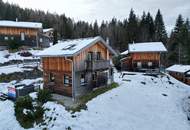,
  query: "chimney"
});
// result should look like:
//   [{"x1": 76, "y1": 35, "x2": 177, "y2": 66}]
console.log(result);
[
  {"x1": 16, "y1": 18, "x2": 18, "y2": 22},
  {"x1": 106, "y1": 37, "x2": 109, "y2": 45}
]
